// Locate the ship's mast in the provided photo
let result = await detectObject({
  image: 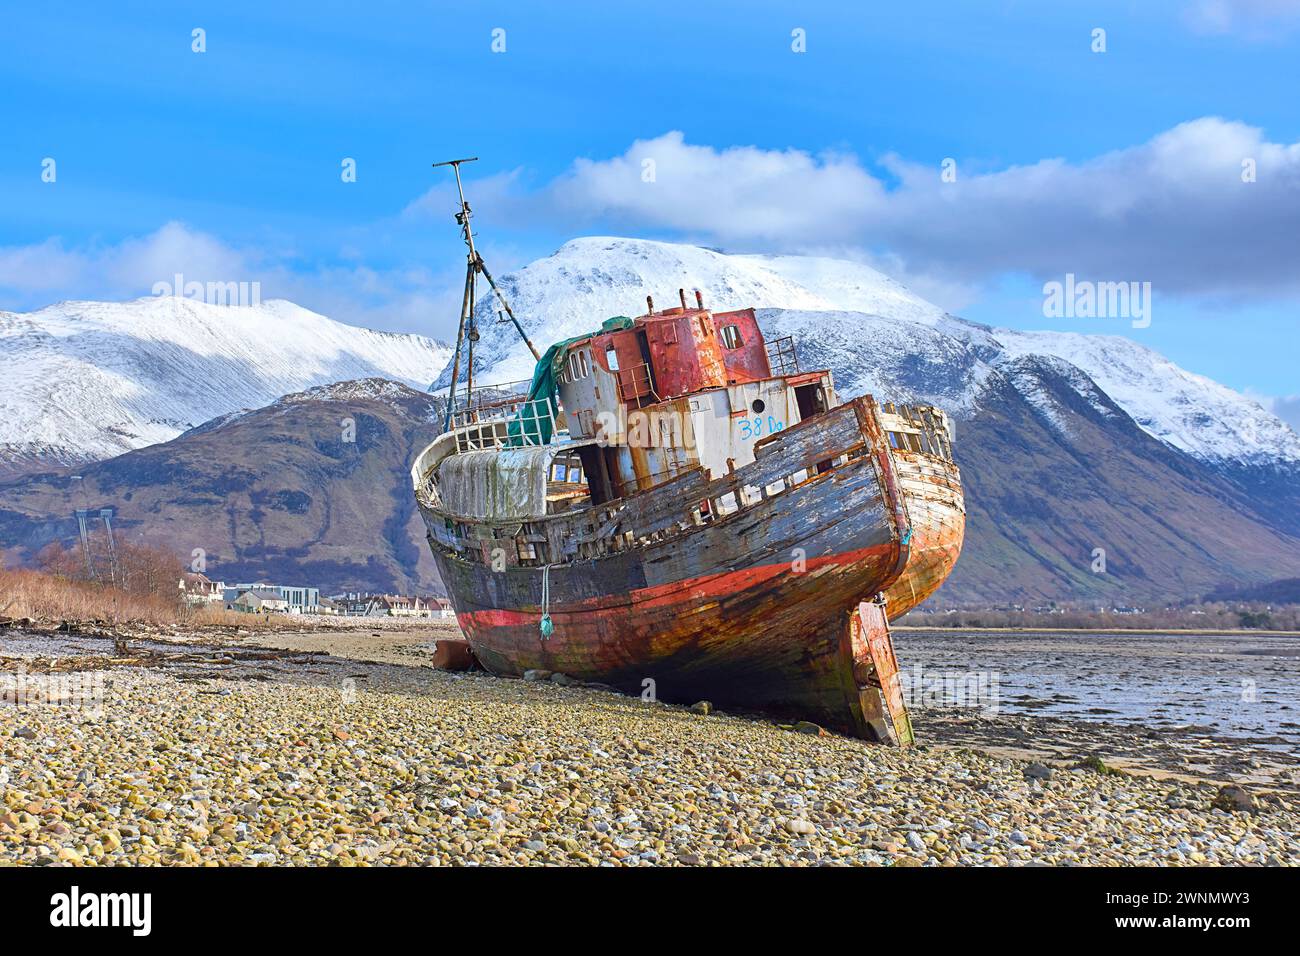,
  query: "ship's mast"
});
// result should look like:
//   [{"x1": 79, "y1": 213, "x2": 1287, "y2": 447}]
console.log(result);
[{"x1": 432, "y1": 157, "x2": 541, "y2": 432}]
